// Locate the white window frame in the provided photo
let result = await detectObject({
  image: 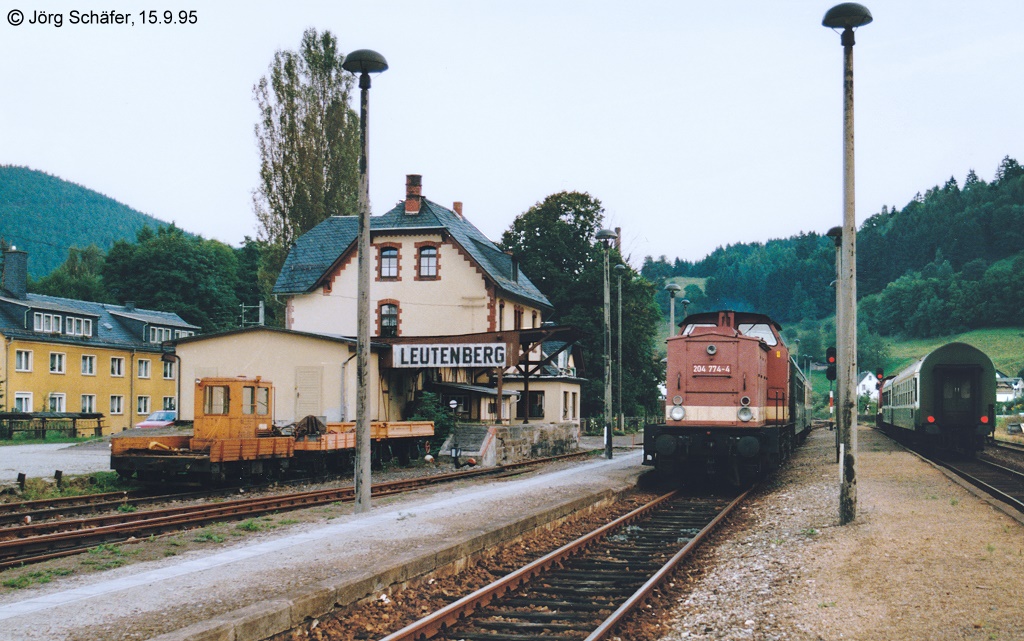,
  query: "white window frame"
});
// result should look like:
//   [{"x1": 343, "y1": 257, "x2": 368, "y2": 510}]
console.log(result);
[
  {"x1": 33, "y1": 312, "x2": 62, "y2": 334},
  {"x1": 163, "y1": 396, "x2": 176, "y2": 411},
  {"x1": 111, "y1": 357, "x2": 125, "y2": 377},
  {"x1": 163, "y1": 360, "x2": 176, "y2": 379},
  {"x1": 49, "y1": 393, "x2": 66, "y2": 413},
  {"x1": 65, "y1": 317, "x2": 93, "y2": 337},
  {"x1": 137, "y1": 359, "x2": 151, "y2": 379},
  {"x1": 81, "y1": 394, "x2": 96, "y2": 413},
  {"x1": 174, "y1": 329, "x2": 194, "y2": 339},
  {"x1": 14, "y1": 392, "x2": 33, "y2": 413},
  {"x1": 15, "y1": 349, "x2": 32, "y2": 372},
  {"x1": 49, "y1": 352, "x2": 66, "y2": 374},
  {"x1": 110, "y1": 395, "x2": 124, "y2": 415},
  {"x1": 137, "y1": 396, "x2": 151, "y2": 415},
  {"x1": 149, "y1": 326, "x2": 173, "y2": 343},
  {"x1": 81, "y1": 354, "x2": 96, "y2": 376}
]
